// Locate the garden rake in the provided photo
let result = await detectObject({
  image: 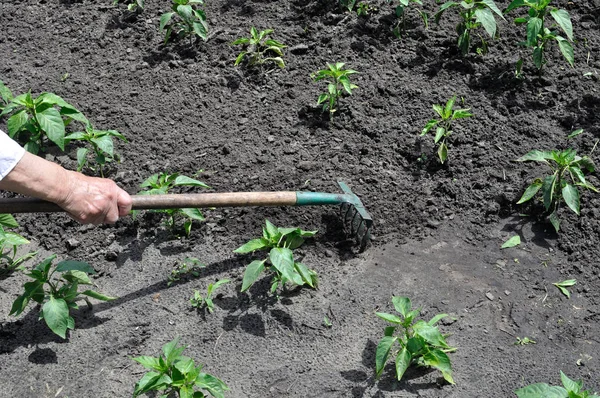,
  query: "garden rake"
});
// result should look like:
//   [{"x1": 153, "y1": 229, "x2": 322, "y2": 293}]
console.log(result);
[{"x1": 0, "y1": 181, "x2": 373, "y2": 251}]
